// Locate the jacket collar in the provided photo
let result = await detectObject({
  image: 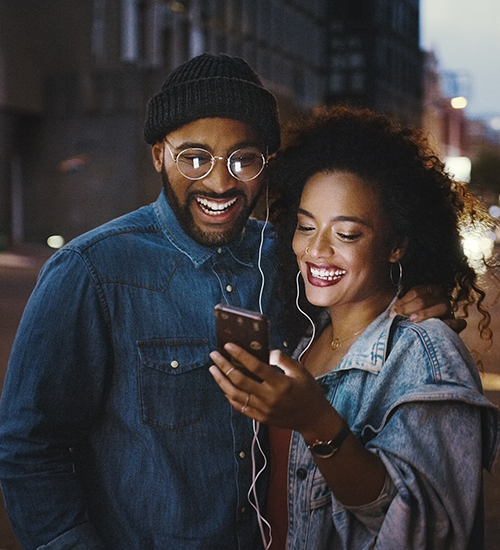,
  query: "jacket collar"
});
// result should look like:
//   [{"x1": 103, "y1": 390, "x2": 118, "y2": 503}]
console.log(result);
[
  {"x1": 334, "y1": 302, "x2": 399, "y2": 375},
  {"x1": 299, "y1": 298, "x2": 399, "y2": 377}
]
